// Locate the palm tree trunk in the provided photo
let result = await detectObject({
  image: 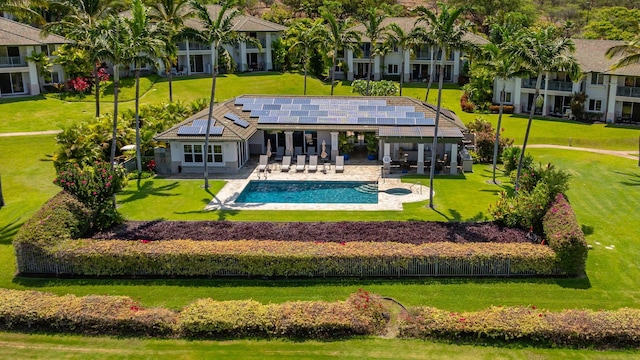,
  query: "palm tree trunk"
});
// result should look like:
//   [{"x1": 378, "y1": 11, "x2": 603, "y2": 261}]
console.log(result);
[
  {"x1": 367, "y1": 54, "x2": 373, "y2": 96},
  {"x1": 515, "y1": 72, "x2": 543, "y2": 195},
  {"x1": 168, "y1": 67, "x2": 174, "y2": 103},
  {"x1": 204, "y1": 45, "x2": 219, "y2": 189},
  {"x1": 429, "y1": 54, "x2": 445, "y2": 208},
  {"x1": 110, "y1": 66, "x2": 120, "y2": 168},
  {"x1": 424, "y1": 66, "x2": 434, "y2": 102},
  {"x1": 303, "y1": 48, "x2": 308, "y2": 95},
  {"x1": 0, "y1": 172, "x2": 5, "y2": 207},
  {"x1": 95, "y1": 63, "x2": 100, "y2": 117},
  {"x1": 492, "y1": 82, "x2": 506, "y2": 183},
  {"x1": 330, "y1": 52, "x2": 336, "y2": 96},
  {"x1": 135, "y1": 67, "x2": 142, "y2": 177}
]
